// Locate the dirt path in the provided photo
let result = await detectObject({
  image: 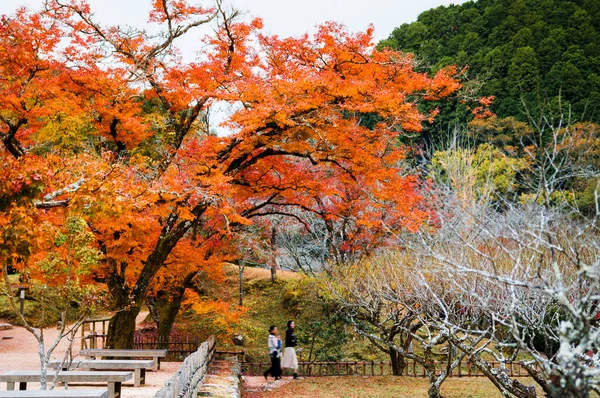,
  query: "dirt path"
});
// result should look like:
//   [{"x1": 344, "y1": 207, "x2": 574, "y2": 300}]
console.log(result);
[
  {"x1": 0, "y1": 313, "x2": 178, "y2": 398},
  {"x1": 0, "y1": 312, "x2": 150, "y2": 372},
  {"x1": 0, "y1": 322, "x2": 77, "y2": 373}
]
